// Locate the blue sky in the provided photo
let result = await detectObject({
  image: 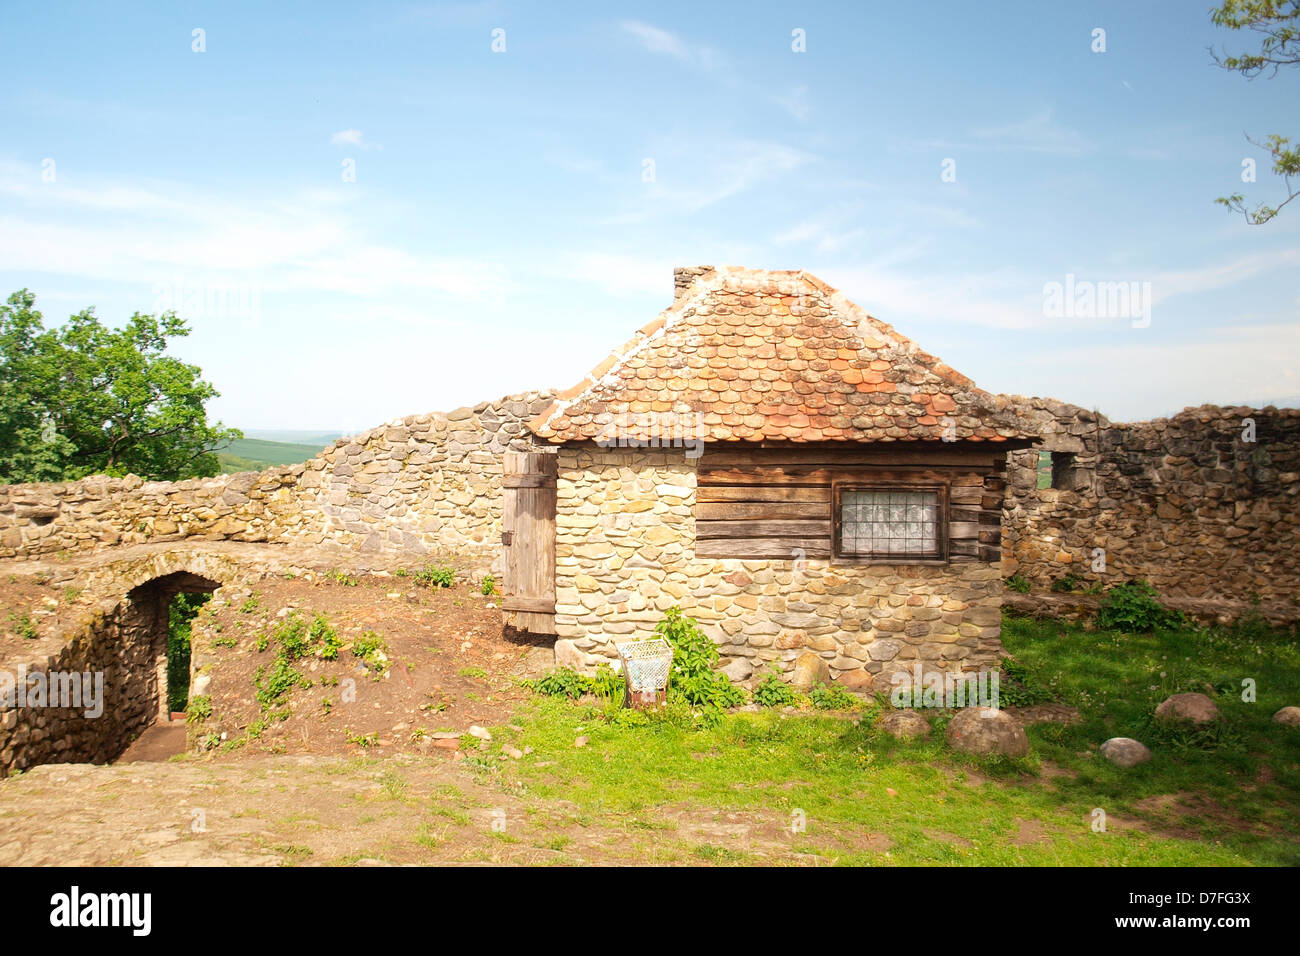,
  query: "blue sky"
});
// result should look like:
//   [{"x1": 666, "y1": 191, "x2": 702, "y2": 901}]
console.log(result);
[{"x1": 2, "y1": 0, "x2": 1297, "y2": 432}]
